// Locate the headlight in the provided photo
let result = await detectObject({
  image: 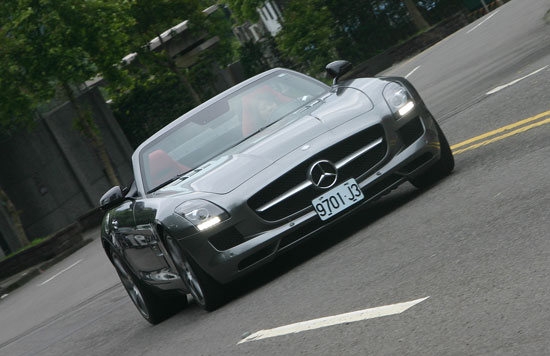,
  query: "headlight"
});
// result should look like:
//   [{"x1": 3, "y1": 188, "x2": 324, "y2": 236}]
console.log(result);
[
  {"x1": 175, "y1": 200, "x2": 229, "y2": 231},
  {"x1": 383, "y1": 82, "x2": 415, "y2": 117}
]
